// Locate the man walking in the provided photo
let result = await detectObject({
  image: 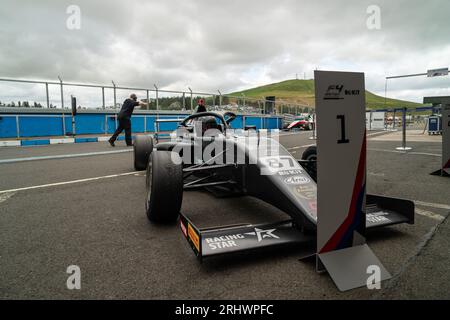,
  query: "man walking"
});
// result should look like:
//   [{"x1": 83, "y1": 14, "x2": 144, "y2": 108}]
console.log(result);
[{"x1": 109, "y1": 93, "x2": 147, "y2": 147}]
